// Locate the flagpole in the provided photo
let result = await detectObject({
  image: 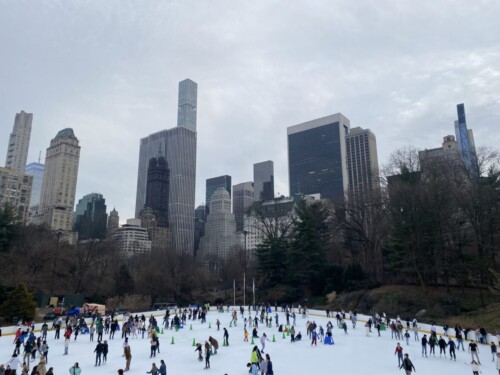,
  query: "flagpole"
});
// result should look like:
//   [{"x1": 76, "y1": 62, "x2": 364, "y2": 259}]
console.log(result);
[
  {"x1": 233, "y1": 279, "x2": 236, "y2": 307},
  {"x1": 252, "y1": 278, "x2": 255, "y2": 307}
]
